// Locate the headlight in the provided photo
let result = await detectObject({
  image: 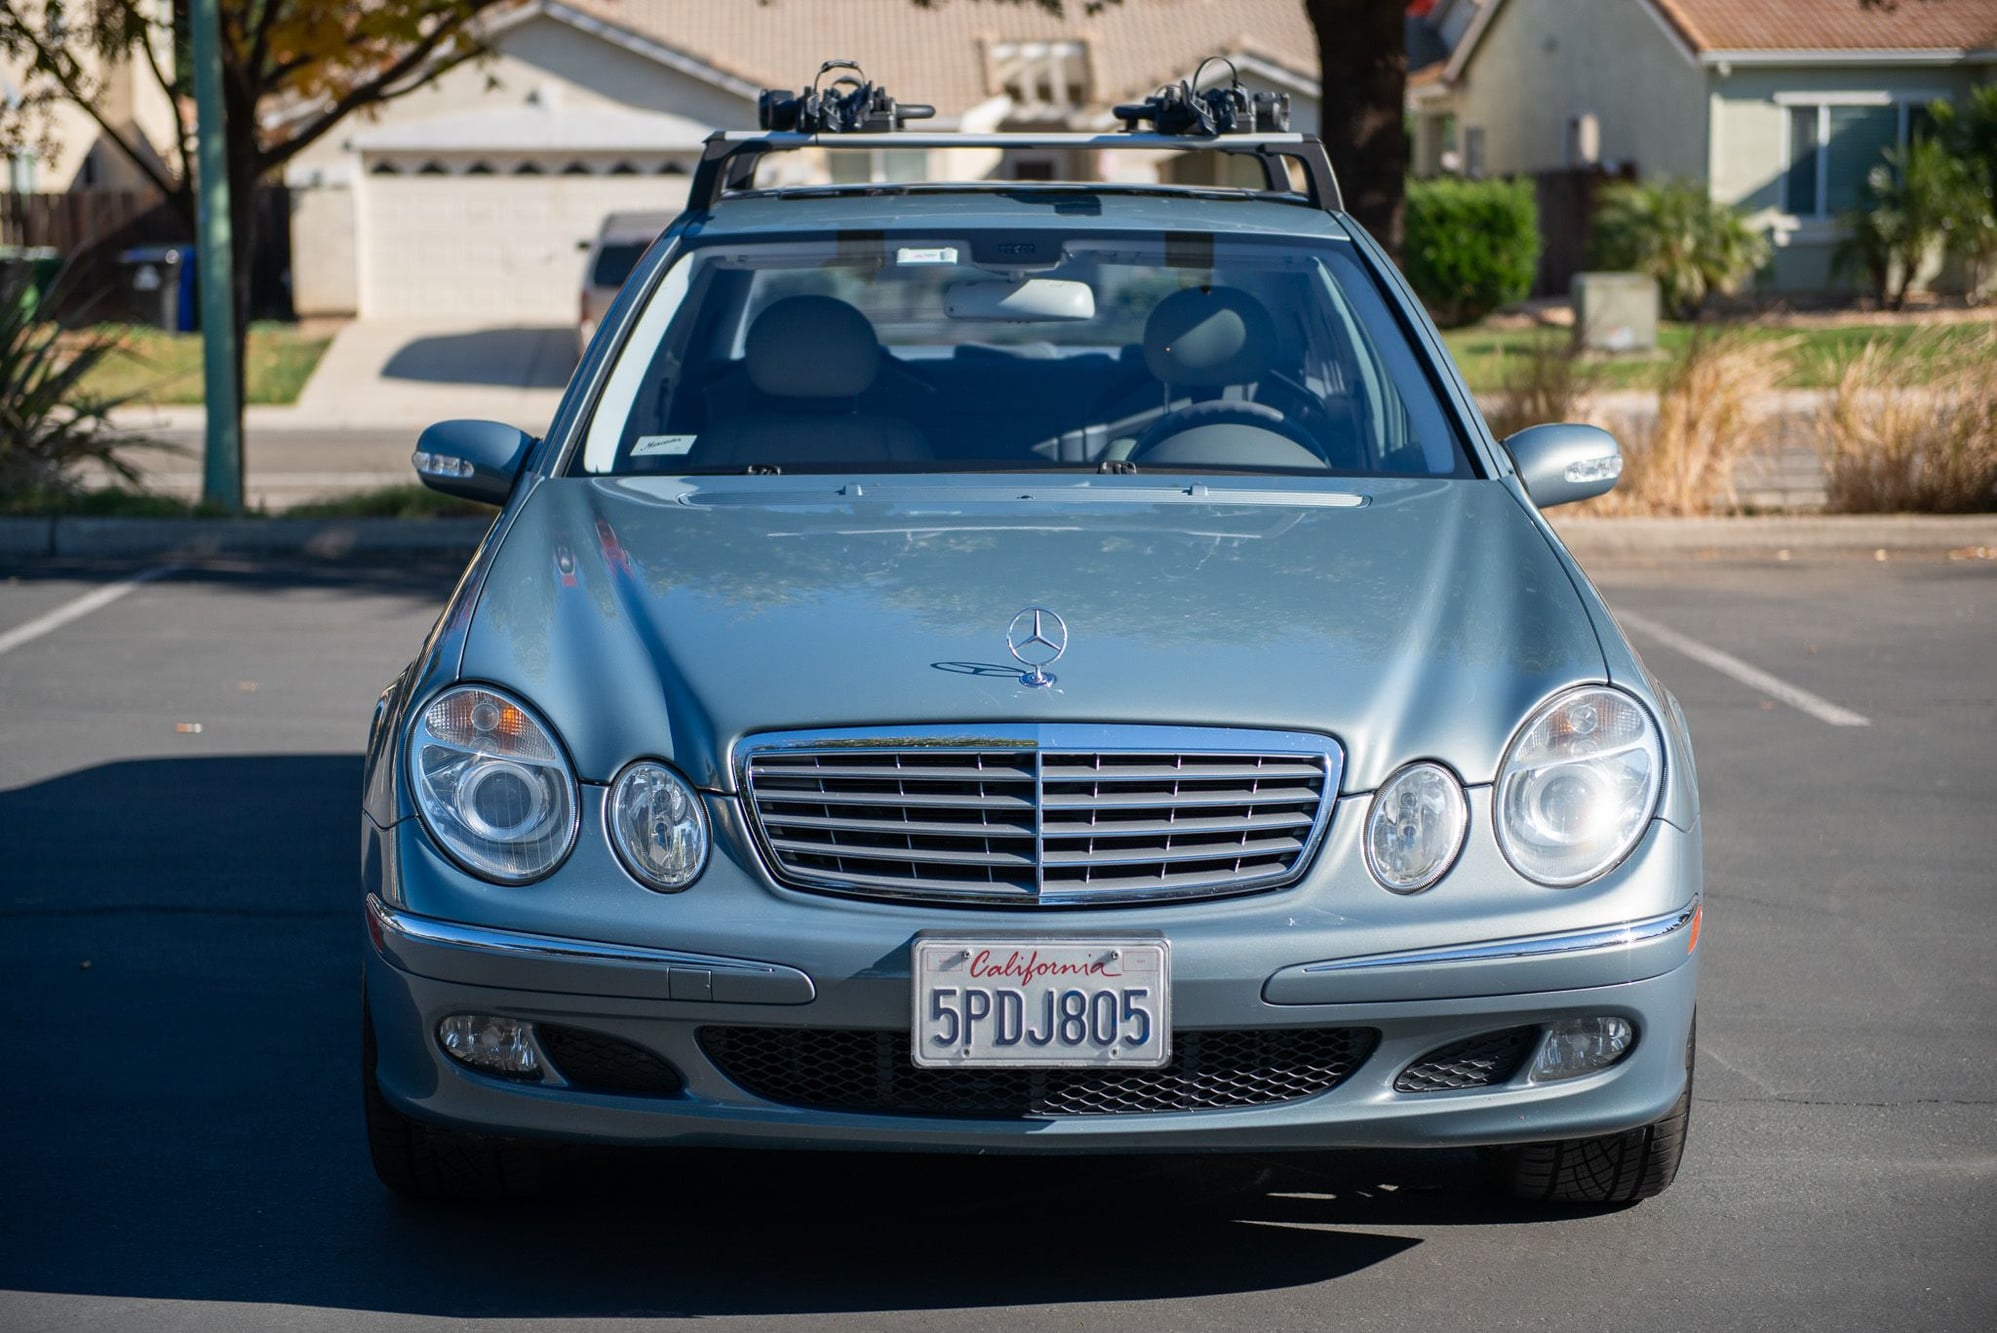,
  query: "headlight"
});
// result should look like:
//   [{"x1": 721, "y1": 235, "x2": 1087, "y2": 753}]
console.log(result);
[
  {"x1": 408, "y1": 685, "x2": 577, "y2": 883},
  {"x1": 1365, "y1": 761, "x2": 1468, "y2": 893},
  {"x1": 607, "y1": 760, "x2": 709, "y2": 891},
  {"x1": 1496, "y1": 686, "x2": 1663, "y2": 886}
]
